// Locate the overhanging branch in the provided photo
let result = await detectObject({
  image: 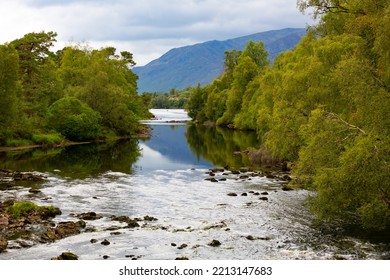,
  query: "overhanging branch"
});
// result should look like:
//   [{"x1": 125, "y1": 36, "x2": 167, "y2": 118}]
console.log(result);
[{"x1": 325, "y1": 112, "x2": 367, "y2": 136}]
